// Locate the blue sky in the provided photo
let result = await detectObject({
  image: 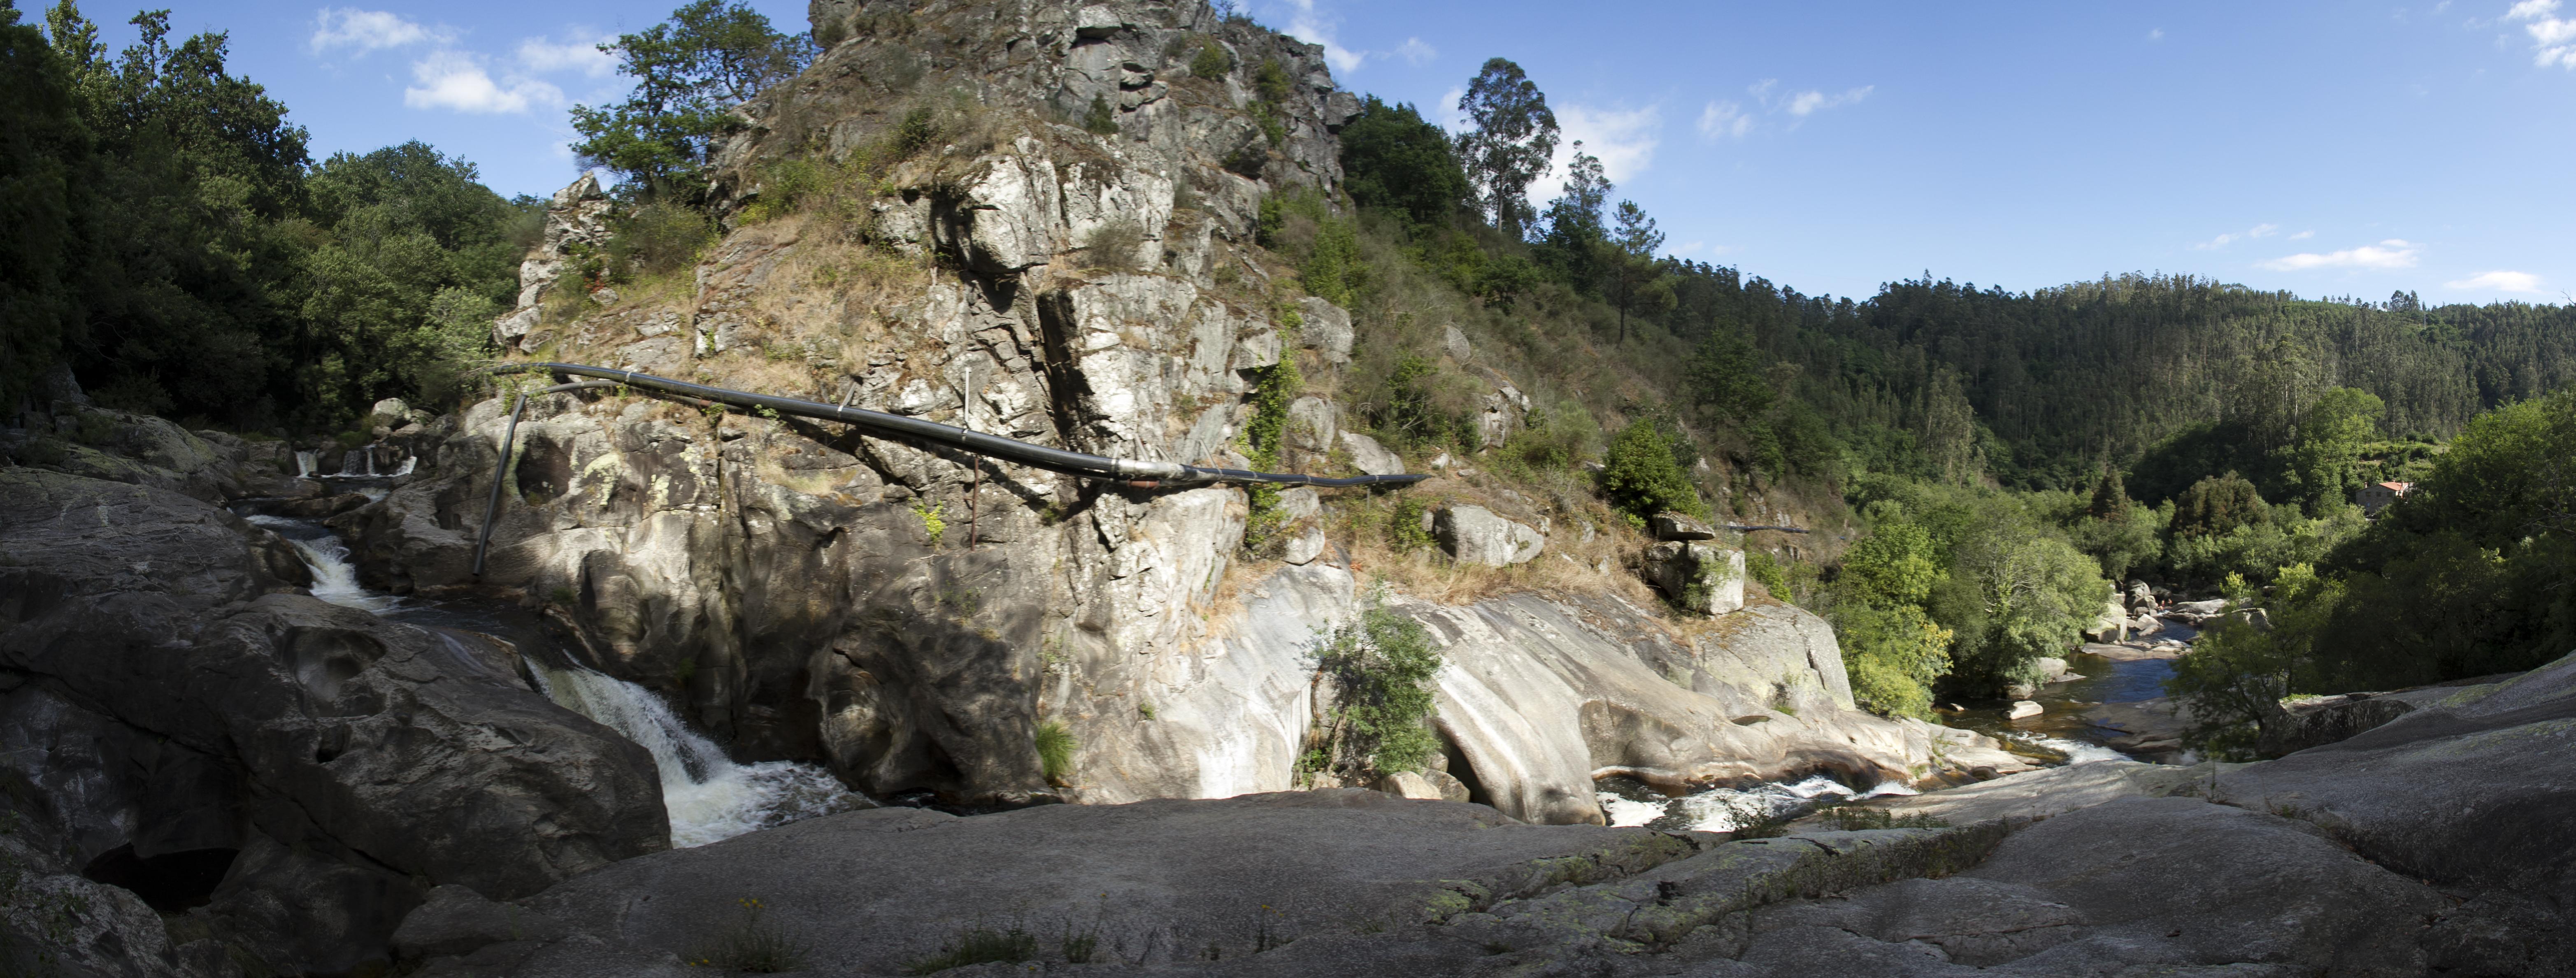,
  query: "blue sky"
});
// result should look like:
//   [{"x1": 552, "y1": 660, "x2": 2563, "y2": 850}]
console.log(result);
[{"x1": 68, "y1": 0, "x2": 2576, "y2": 305}]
